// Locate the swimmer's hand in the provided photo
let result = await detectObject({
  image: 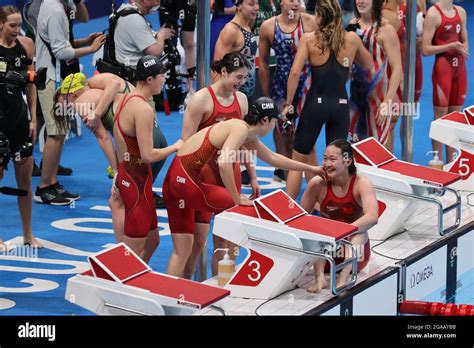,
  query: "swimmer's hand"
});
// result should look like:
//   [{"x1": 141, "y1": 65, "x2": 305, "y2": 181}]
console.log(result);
[
  {"x1": 84, "y1": 111, "x2": 100, "y2": 131},
  {"x1": 111, "y1": 172, "x2": 119, "y2": 196},
  {"x1": 281, "y1": 103, "x2": 294, "y2": 122},
  {"x1": 249, "y1": 178, "x2": 260, "y2": 199},
  {"x1": 239, "y1": 196, "x2": 254, "y2": 206},
  {"x1": 375, "y1": 99, "x2": 392, "y2": 127},
  {"x1": 172, "y1": 139, "x2": 184, "y2": 152},
  {"x1": 450, "y1": 41, "x2": 469, "y2": 58},
  {"x1": 311, "y1": 166, "x2": 328, "y2": 182}
]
